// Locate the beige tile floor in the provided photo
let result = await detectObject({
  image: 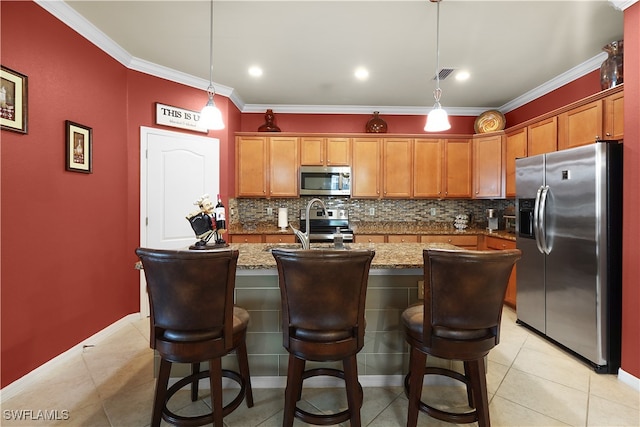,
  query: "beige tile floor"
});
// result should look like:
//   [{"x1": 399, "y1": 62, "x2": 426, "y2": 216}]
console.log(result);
[{"x1": 2, "y1": 307, "x2": 639, "y2": 427}]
